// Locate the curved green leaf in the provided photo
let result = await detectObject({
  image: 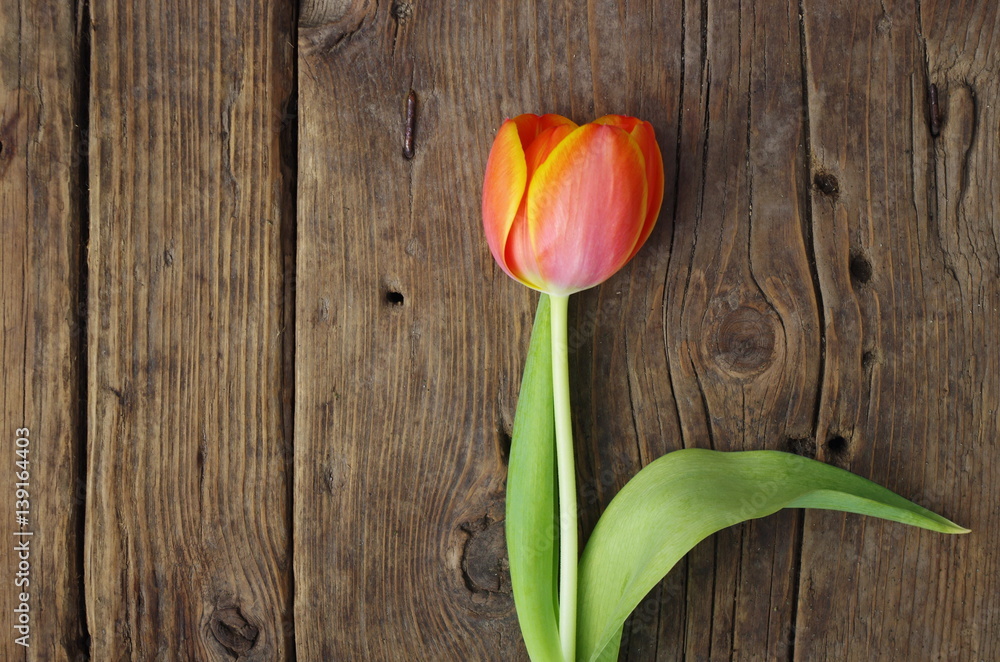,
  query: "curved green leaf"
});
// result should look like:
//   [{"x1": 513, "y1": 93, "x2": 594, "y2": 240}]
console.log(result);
[
  {"x1": 576, "y1": 448, "x2": 969, "y2": 662},
  {"x1": 593, "y1": 627, "x2": 622, "y2": 662},
  {"x1": 506, "y1": 294, "x2": 562, "y2": 662}
]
